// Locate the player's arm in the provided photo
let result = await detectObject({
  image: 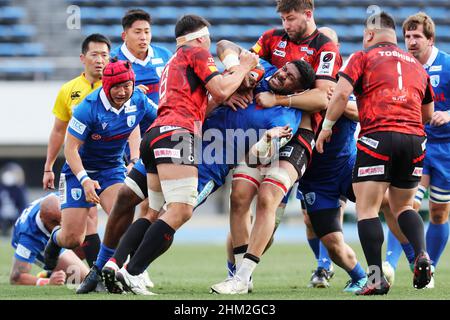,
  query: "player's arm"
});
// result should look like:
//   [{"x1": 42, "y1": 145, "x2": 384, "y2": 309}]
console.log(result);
[
  {"x1": 64, "y1": 133, "x2": 101, "y2": 204},
  {"x1": 256, "y1": 88, "x2": 328, "y2": 111},
  {"x1": 127, "y1": 125, "x2": 141, "y2": 170},
  {"x1": 216, "y1": 40, "x2": 244, "y2": 62},
  {"x1": 10, "y1": 258, "x2": 66, "y2": 286}
]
